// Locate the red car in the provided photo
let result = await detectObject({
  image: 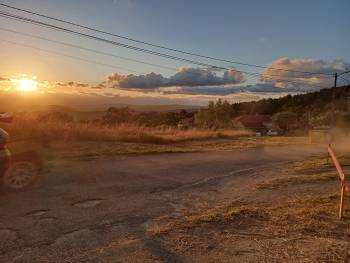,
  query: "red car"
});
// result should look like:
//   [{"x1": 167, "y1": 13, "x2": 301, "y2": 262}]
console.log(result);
[{"x1": 0, "y1": 113, "x2": 44, "y2": 190}]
